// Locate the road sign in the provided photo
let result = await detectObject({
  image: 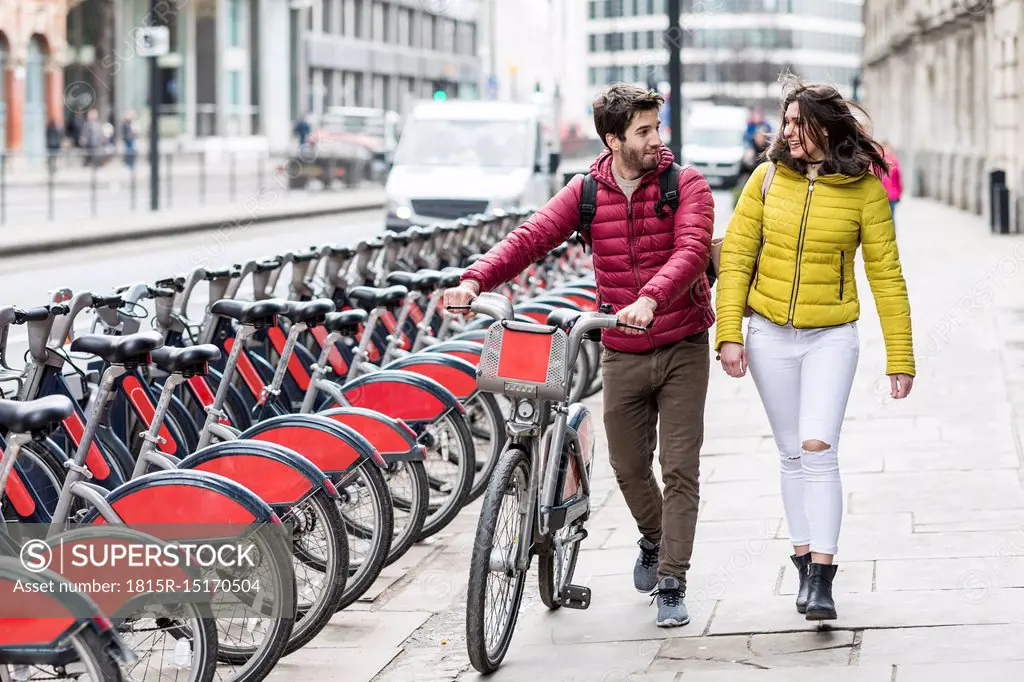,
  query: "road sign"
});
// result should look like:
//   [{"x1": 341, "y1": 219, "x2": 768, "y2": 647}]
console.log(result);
[{"x1": 135, "y1": 26, "x2": 170, "y2": 58}]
